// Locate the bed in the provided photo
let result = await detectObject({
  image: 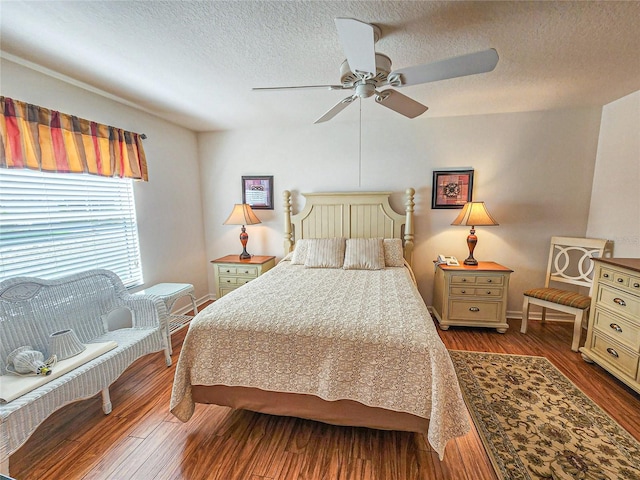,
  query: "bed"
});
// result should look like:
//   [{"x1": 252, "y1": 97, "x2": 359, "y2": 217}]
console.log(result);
[{"x1": 170, "y1": 189, "x2": 470, "y2": 459}]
